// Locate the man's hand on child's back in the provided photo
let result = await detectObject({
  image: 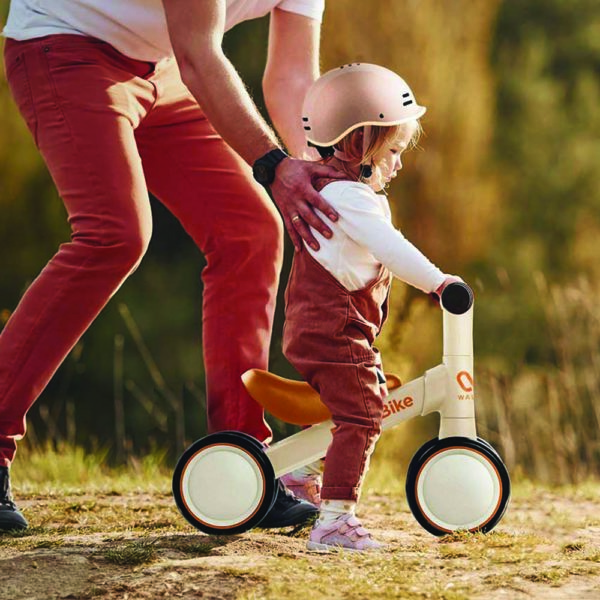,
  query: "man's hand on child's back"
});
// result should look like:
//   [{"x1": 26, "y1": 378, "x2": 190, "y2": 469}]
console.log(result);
[{"x1": 270, "y1": 158, "x2": 345, "y2": 252}]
